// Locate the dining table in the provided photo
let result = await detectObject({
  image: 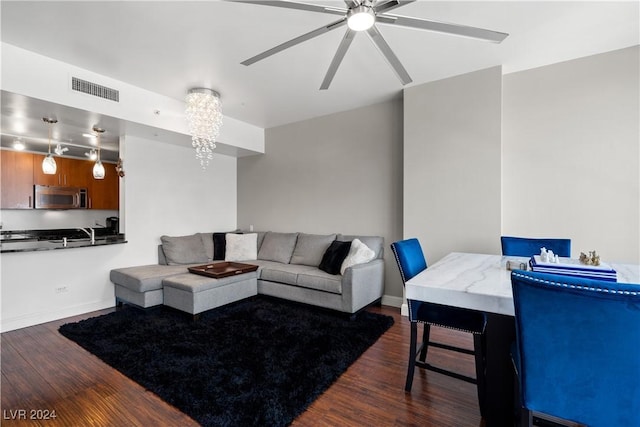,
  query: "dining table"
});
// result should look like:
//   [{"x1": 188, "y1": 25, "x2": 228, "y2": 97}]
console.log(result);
[{"x1": 405, "y1": 252, "x2": 640, "y2": 426}]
